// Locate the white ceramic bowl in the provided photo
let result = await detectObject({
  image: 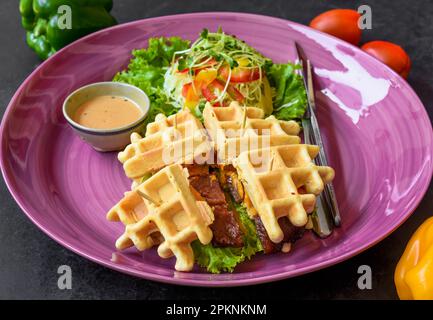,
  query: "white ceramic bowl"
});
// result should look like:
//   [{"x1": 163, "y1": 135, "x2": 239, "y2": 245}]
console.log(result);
[{"x1": 63, "y1": 82, "x2": 149, "y2": 152}]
